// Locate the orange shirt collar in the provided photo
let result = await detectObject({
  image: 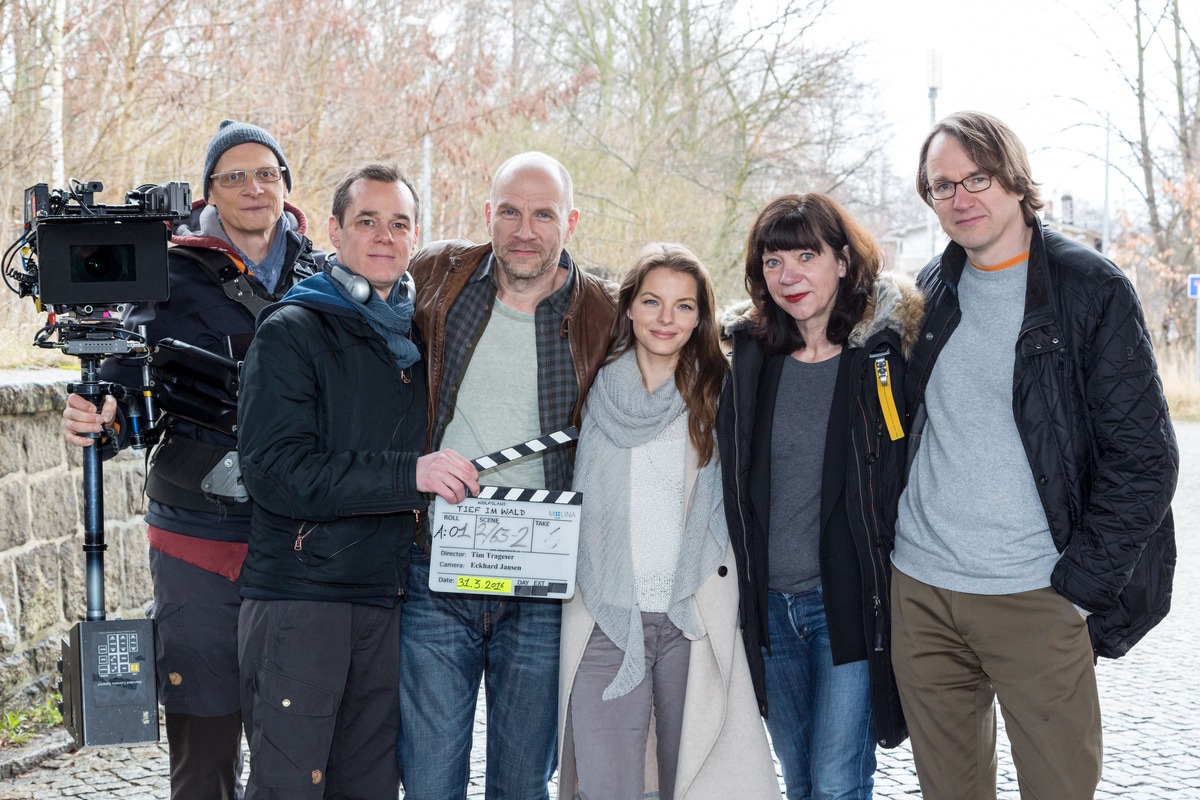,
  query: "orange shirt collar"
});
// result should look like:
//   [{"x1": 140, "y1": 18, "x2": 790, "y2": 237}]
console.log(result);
[{"x1": 970, "y1": 251, "x2": 1029, "y2": 272}]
